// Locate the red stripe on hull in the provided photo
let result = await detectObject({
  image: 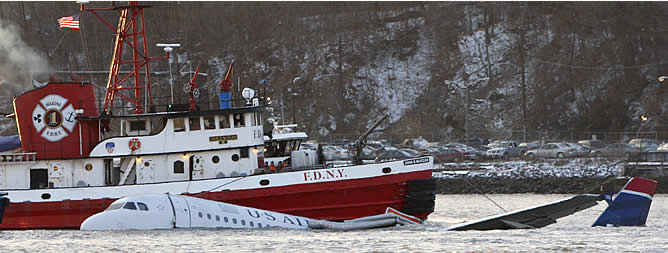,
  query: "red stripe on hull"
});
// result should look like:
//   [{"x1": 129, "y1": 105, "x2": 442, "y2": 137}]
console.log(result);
[{"x1": 0, "y1": 170, "x2": 432, "y2": 229}]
